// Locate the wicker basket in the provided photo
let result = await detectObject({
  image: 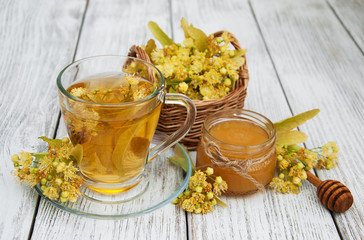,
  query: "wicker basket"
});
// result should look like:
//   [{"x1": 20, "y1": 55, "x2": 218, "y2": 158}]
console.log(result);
[{"x1": 128, "y1": 31, "x2": 249, "y2": 150}]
